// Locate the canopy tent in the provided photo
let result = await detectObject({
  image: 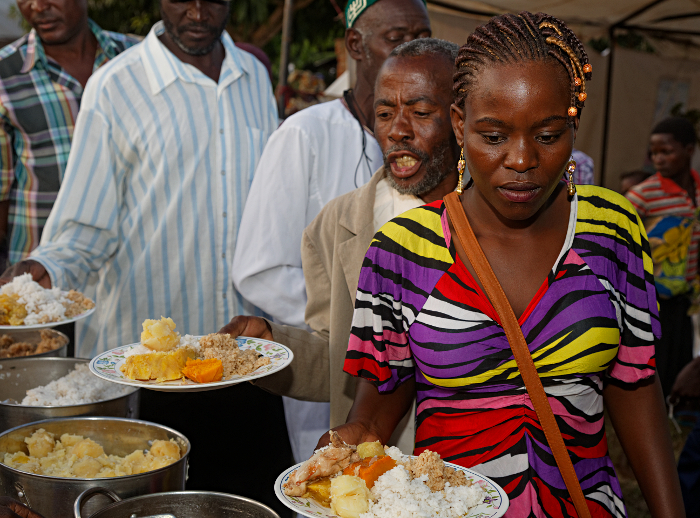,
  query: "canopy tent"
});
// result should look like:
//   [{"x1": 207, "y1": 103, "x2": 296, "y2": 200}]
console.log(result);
[{"x1": 426, "y1": 0, "x2": 700, "y2": 188}]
